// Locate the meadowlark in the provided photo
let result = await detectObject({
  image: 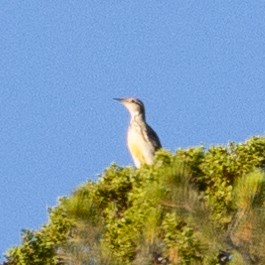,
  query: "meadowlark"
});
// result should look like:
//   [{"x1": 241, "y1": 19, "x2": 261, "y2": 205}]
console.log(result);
[{"x1": 114, "y1": 97, "x2": 161, "y2": 168}]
